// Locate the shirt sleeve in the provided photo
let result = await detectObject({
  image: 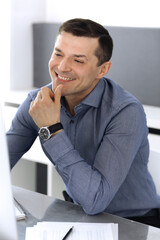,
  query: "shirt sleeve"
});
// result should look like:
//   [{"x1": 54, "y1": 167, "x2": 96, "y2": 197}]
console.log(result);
[
  {"x1": 43, "y1": 103, "x2": 147, "y2": 215},
  {"x1": 7, "y1": 93, "x2": 39, "y2": 169}
]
